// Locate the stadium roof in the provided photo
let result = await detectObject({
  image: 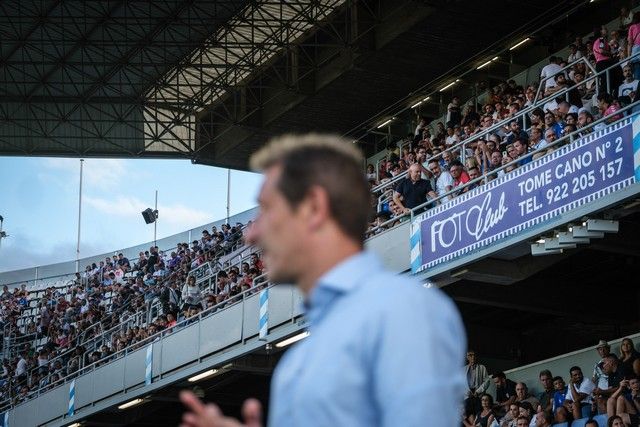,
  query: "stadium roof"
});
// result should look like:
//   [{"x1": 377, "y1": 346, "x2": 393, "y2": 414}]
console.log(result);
[
  {"x1": 0, "y1": 0, "x2": 345, "y2": 159},
  {"x1": 0, "y1": 0, "x2": 604, "y2": 169}
]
